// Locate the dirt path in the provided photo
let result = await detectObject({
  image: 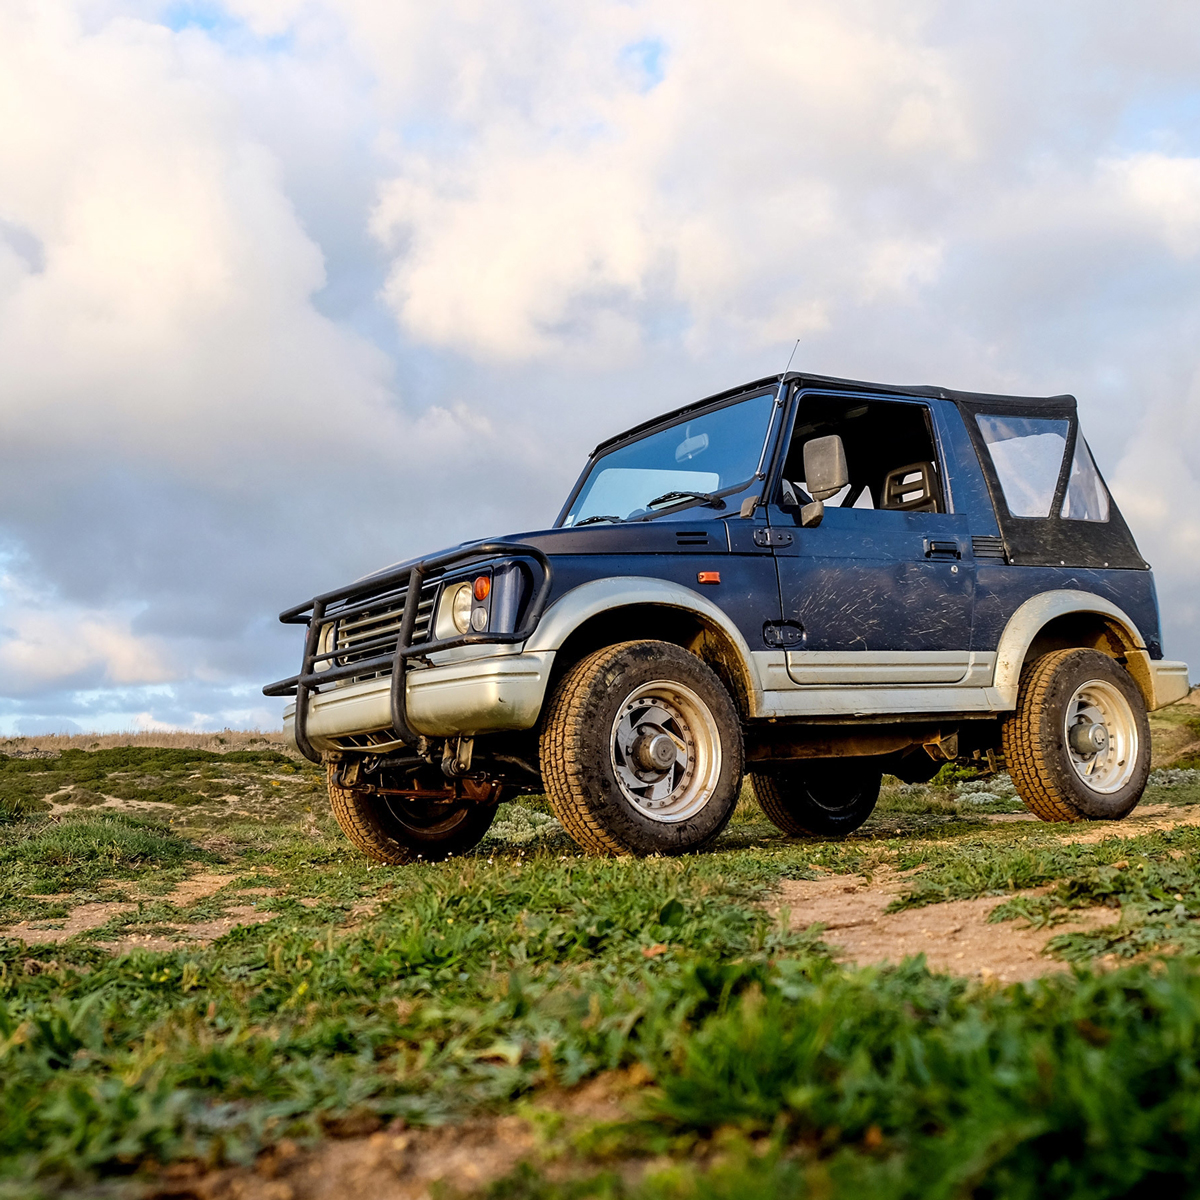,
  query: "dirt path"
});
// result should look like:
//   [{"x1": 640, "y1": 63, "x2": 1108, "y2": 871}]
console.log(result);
[
  {"x1": 0, "y1": 871, "x2": 278, "y2": 949},
  {"x1": 150, "y1": 1118, "x2": 539, "y2": 1200},
  {"x1": 146, "y1": 1074, "x2": 637, "y2": 1200},
  {"x1": 778, "y1": 872, "x2": 1118, "y2": 983}
]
